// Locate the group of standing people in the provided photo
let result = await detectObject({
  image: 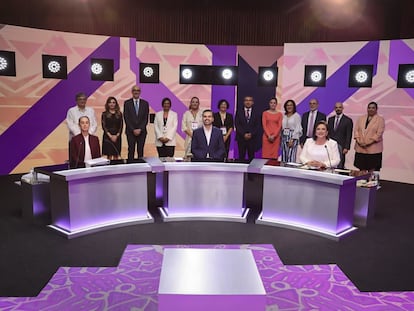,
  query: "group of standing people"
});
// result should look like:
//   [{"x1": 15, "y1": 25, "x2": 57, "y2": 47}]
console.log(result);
[{"x1": 66, "y1": 85, "x2": 385, "y2": 174}]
